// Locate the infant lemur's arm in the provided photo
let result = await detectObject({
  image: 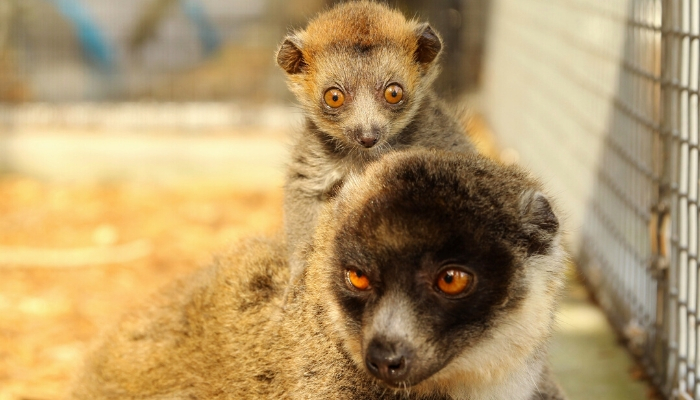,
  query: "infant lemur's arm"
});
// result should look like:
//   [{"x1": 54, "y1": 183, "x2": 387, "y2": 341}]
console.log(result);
[{"x1": 276, "y1": 1, "x2": 476, "y2": 281}]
